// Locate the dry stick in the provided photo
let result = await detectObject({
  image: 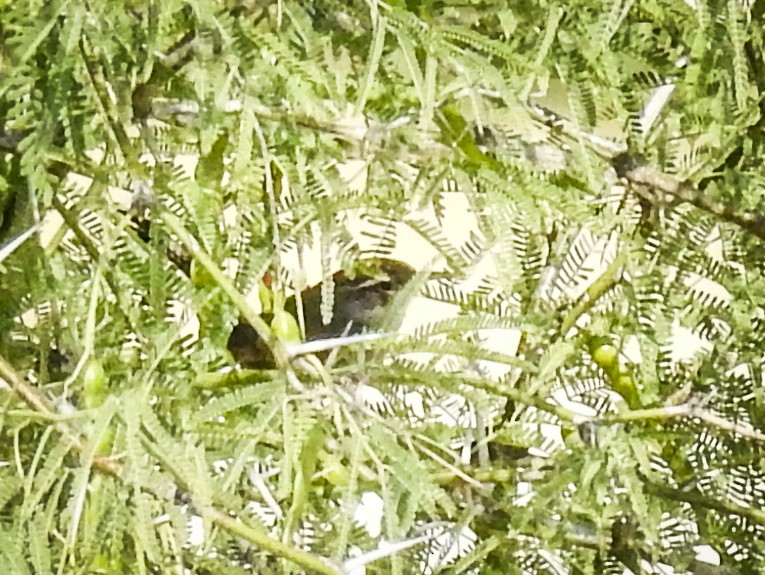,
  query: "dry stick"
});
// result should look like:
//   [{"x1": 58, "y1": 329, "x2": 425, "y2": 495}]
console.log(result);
[
  {"x1": 0, "y1": 223, "x2": 41, "y2": 264},
  {"x1": 604, "y1": 401, "x2": 765, "y2": 444},
  {"x1": 621, "y1": 163, "x2": 765, "y2": 242},
  {"x1": 529, "y1": 104, "x2": 765, "y2": 244}
]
